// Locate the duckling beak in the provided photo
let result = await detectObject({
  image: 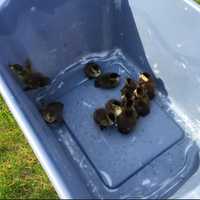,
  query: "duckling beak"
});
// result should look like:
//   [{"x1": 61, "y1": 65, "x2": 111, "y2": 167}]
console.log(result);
[{"x1": 46, "y1": 113, "x2": 55, "y2": 123}]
